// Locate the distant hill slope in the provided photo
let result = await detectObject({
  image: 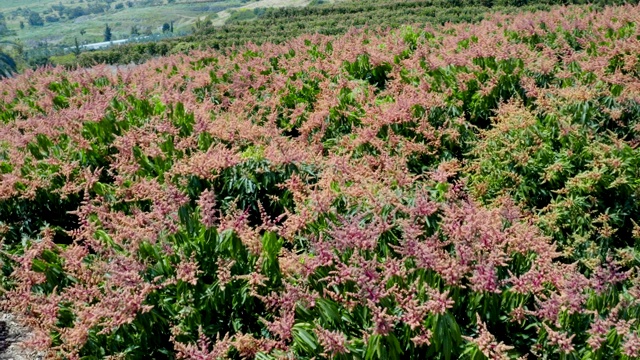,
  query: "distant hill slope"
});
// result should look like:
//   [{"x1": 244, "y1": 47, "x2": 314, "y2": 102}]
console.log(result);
[{"x1": 0, "y1": 0, "x2": 320, "y2": 48}]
